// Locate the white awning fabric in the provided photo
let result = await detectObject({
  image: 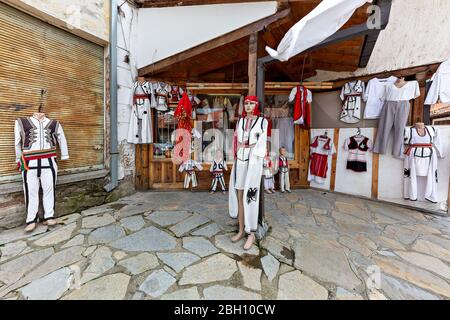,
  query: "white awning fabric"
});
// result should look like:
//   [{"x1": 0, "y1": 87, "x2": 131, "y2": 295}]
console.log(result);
[{"x1": 266, "y1": 0, "x2": 371, "y2": 62}]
